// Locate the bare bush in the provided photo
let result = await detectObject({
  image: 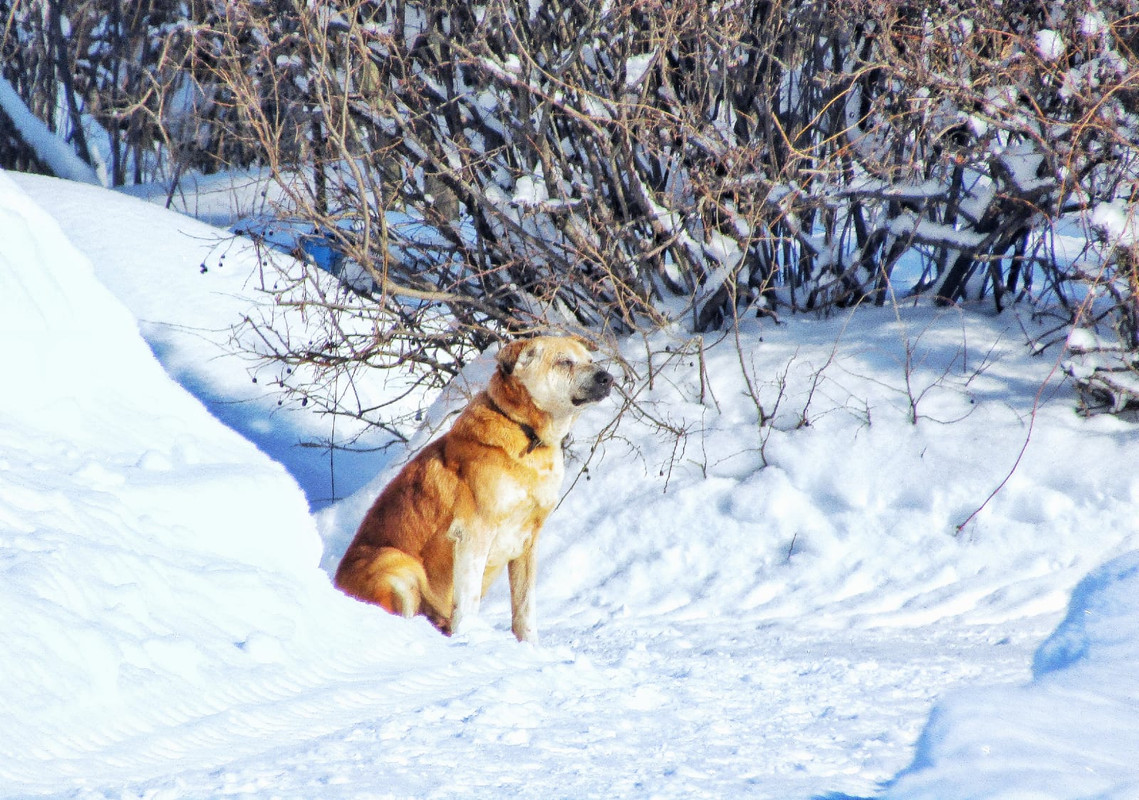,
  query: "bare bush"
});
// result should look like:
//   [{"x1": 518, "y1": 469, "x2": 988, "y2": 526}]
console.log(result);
[
  {"x1": 1, "y1": 0, "x2": 201, "y2": 185},
  {"x1": 4, "y1": 0, "x2": 1139, "y2": 431}
]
